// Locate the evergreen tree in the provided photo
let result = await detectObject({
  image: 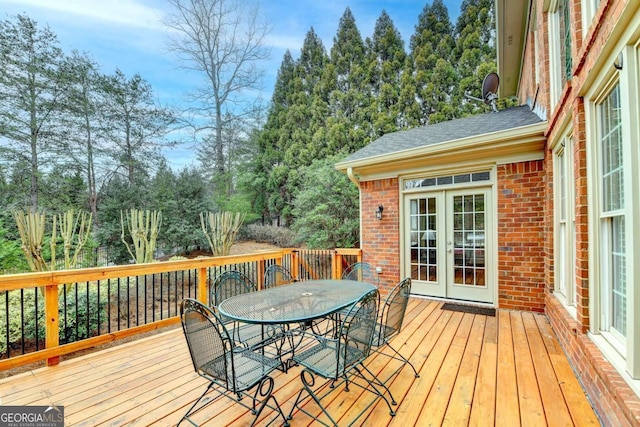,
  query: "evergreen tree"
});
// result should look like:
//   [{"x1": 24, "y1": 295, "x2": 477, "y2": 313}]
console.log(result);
[
  {"x1": 100, "y1": 70, "x2": 176, "y2": 184},
  {"x1": 453, "y1": 0, "x2": 498, "y2": 116},
  {"x1": 0, "y1": 14, "x2": 66, "y2": 211},
  {"x1": 291, "y1": 155, "x2": 359, "y2": 249},
  {"x1": 149, "y1": 160, "x2": 178, "y2": 249},
  {"x1": 40, "y1": 165, "x2": 86, "y2": 213},
  {"x1": 284, "y1": 28, "x2": 329, "y2": 166},
  {"x1": 94, "y1": 172, "x2": 151, "y2": 263},
  {"x1": 257, "y1": 51, "x2": 296, "y2": 225},
  {"x1": 408, "y1": 0, "x2": 456, "y2": 124},
  {"x1": 57, "y1": 51, "x2": 108, "y2": 222},
  {"x1": 367, "y1": 10, "x2": 407, "y2": 136},
  {"x1": 325, "y1": 8, "x2": 371, "y2": 154},
  {"x1": 156, "y1": 164, "x2": 209, "y2": 252}
]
